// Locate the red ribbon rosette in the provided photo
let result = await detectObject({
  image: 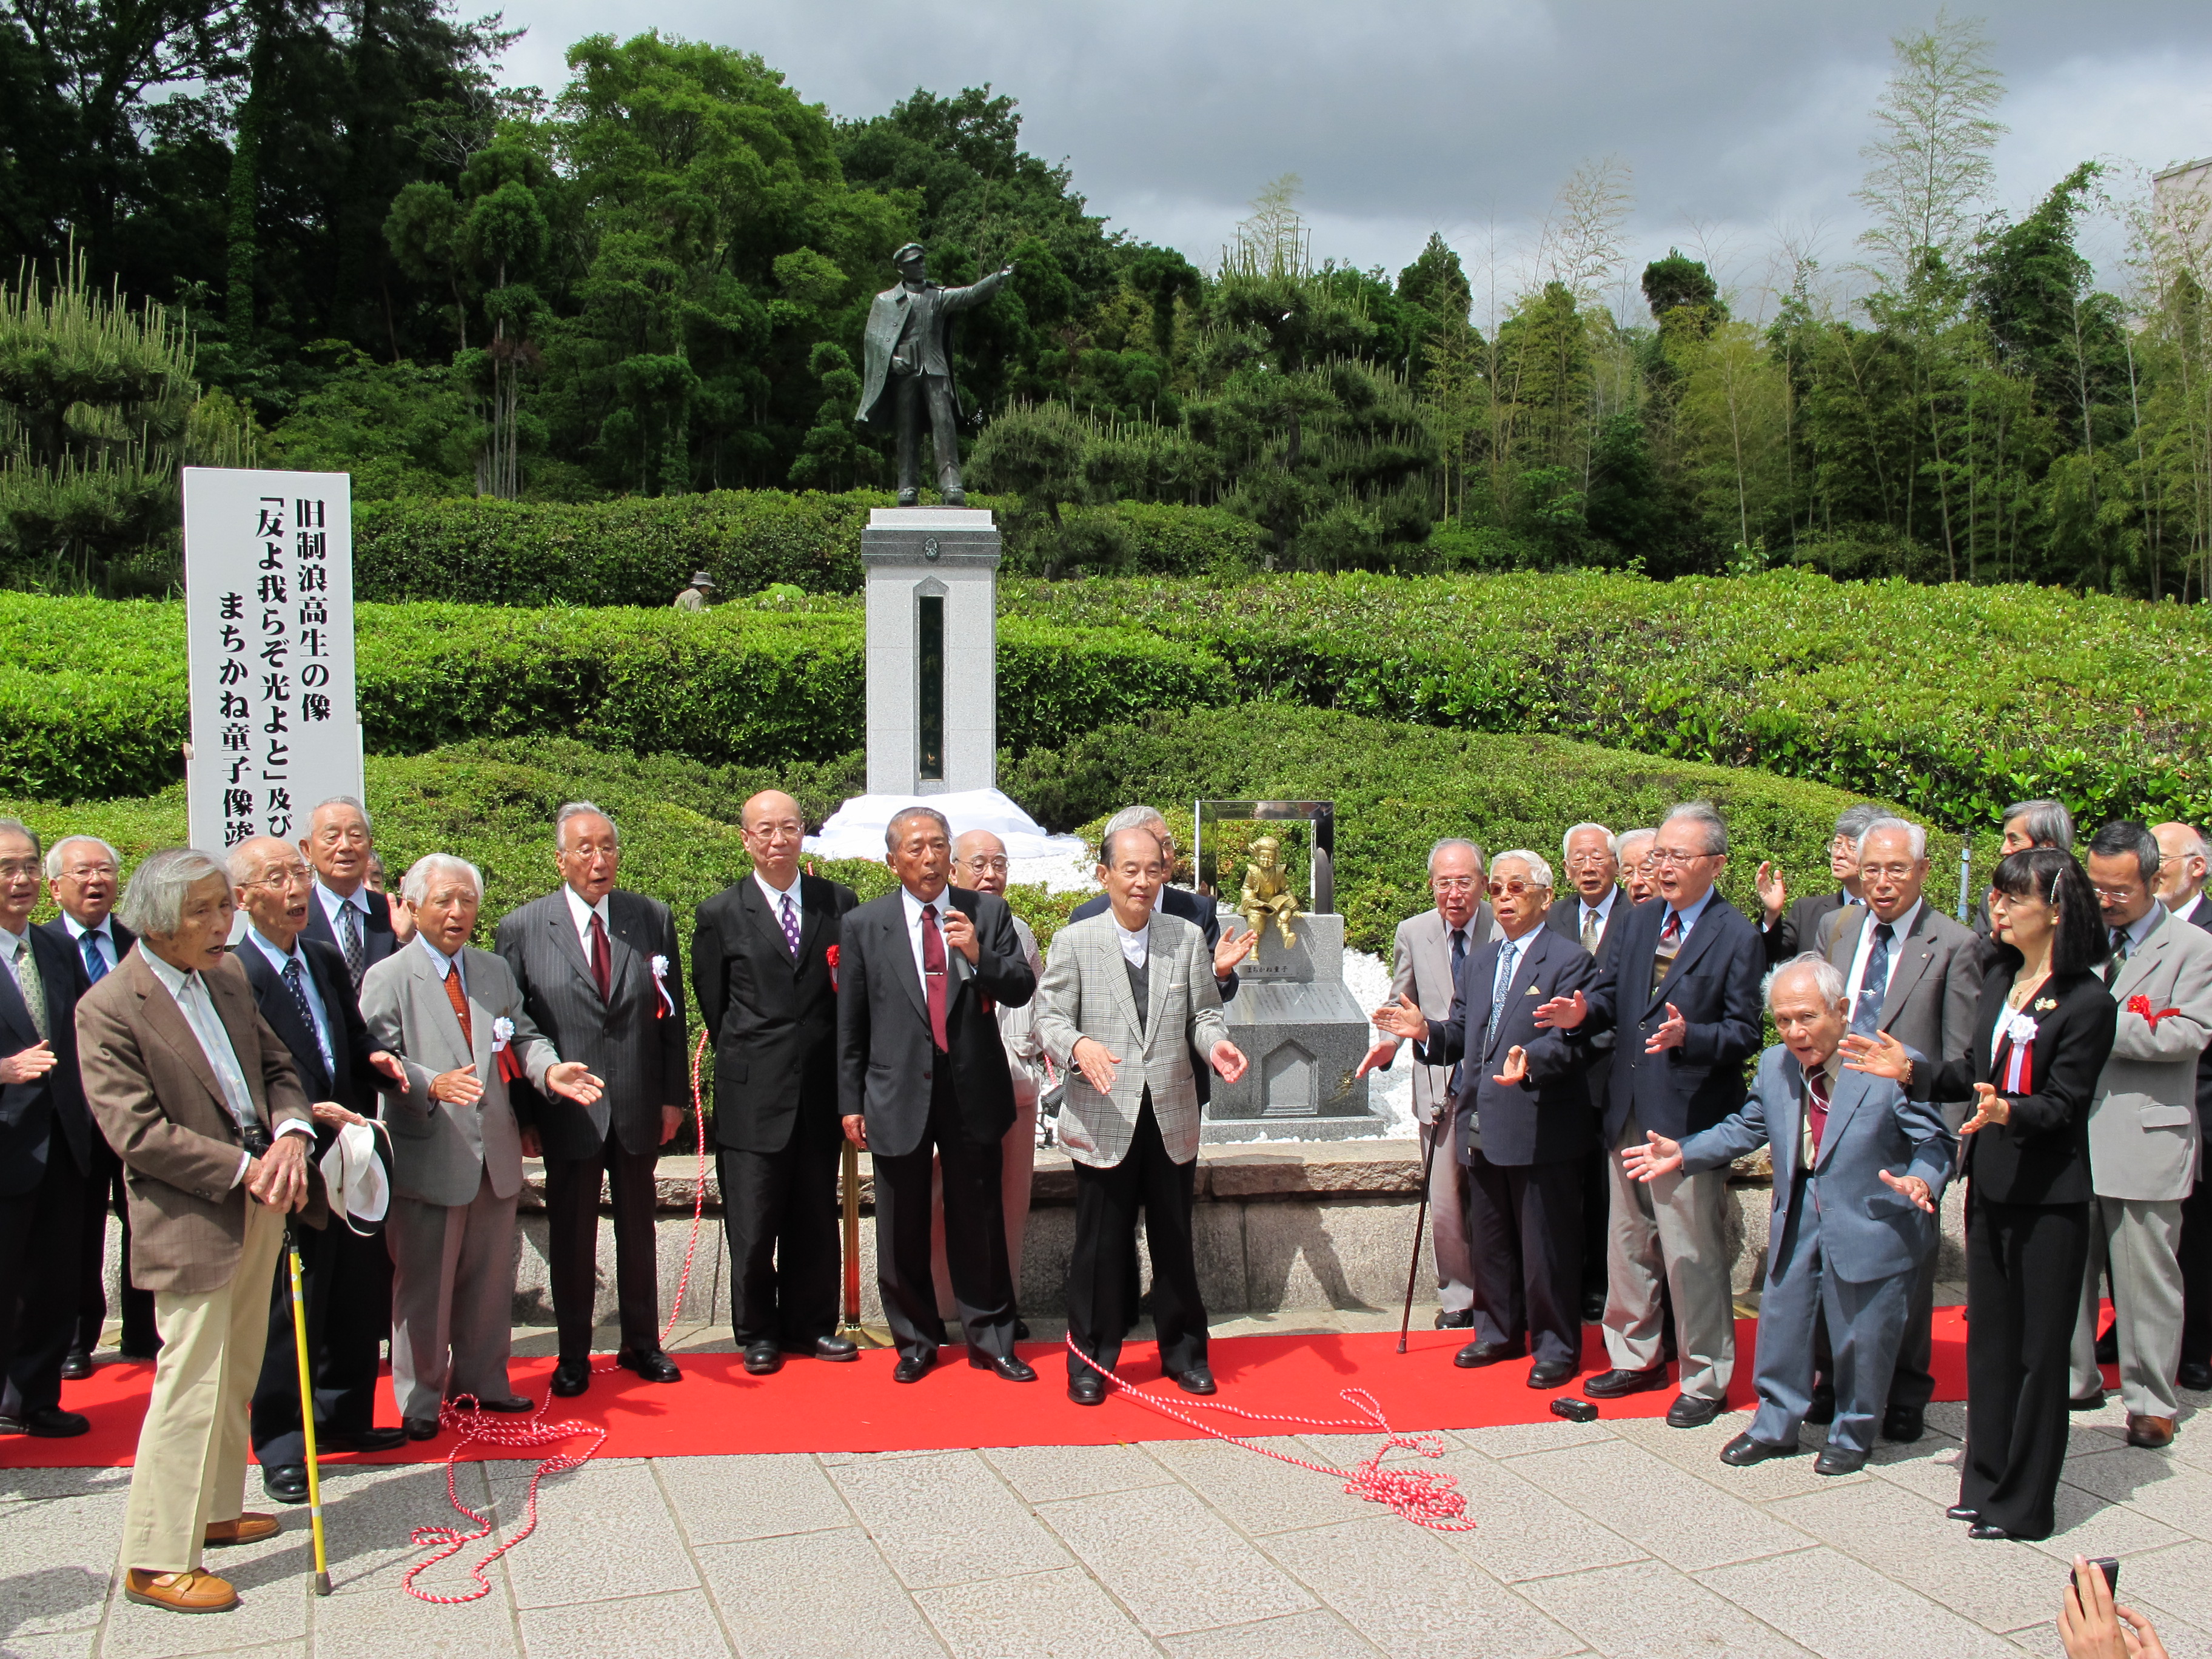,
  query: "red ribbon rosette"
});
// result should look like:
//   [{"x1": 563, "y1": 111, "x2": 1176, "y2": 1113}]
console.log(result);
[
  {"x1": 2128, "y1": 994, "x2": 2184, "y2": 1029},
  {"x1": 825, "y1": 943, "x2": 839, "y2": 991}
]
